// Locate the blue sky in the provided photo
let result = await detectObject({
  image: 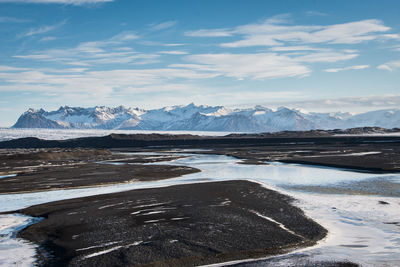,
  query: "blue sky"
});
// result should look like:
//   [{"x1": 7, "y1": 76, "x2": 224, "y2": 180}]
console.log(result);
[{"x1": 0, "y1": 0, "x2": 400, "y2": 126}]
